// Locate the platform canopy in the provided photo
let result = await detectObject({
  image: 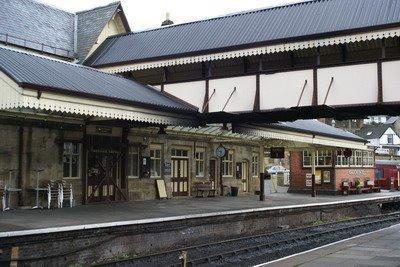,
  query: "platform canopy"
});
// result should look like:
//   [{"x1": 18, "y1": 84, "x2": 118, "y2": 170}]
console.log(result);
[
  {"x1": 234, "y1": 120, "x2": 368, "y2": 150},
  {"x1": 0, "y1": 47, "x2": 198, "y2": 126}
]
